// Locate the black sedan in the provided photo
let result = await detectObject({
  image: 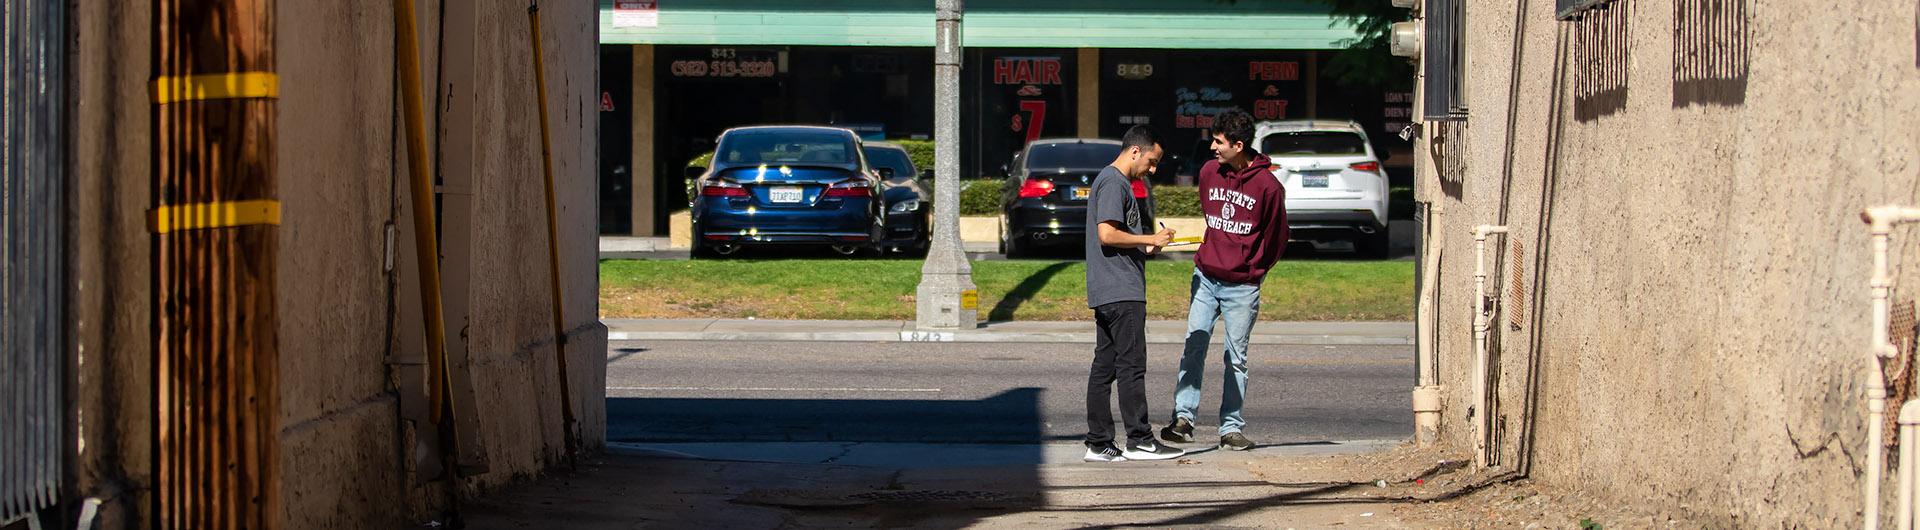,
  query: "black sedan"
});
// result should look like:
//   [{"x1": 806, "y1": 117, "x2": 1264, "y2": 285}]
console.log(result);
[
  {"x1": 862, "y1": 142, "x2": 932, "y2": 257},
  {"x1": 998, "y1": 138, "x2": 1153, "y2": 258}
]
